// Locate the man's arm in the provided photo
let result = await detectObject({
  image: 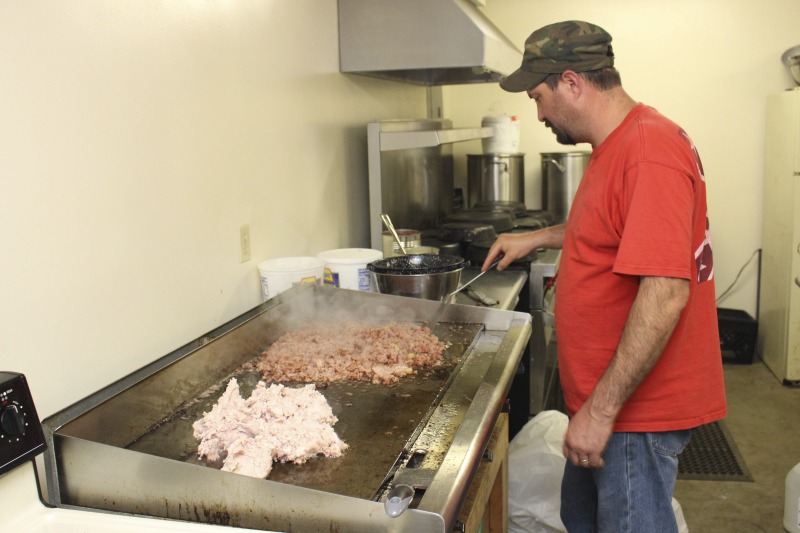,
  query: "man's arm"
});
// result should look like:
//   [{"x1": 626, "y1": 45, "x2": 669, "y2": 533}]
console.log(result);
[{"x1": 562, "y1": 275, "x2": 690, "y2": 467}]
